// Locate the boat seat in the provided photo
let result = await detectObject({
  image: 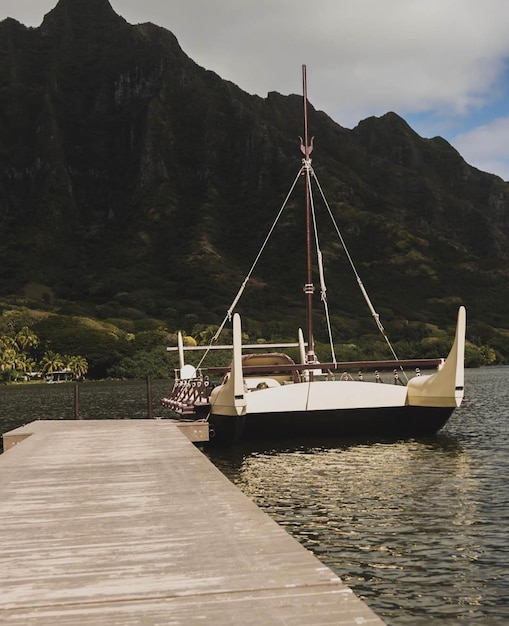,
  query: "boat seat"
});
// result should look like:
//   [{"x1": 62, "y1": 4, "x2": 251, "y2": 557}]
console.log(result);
[{"x1": 244, "y1": 377, "x2": 281, "y2": 391}]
